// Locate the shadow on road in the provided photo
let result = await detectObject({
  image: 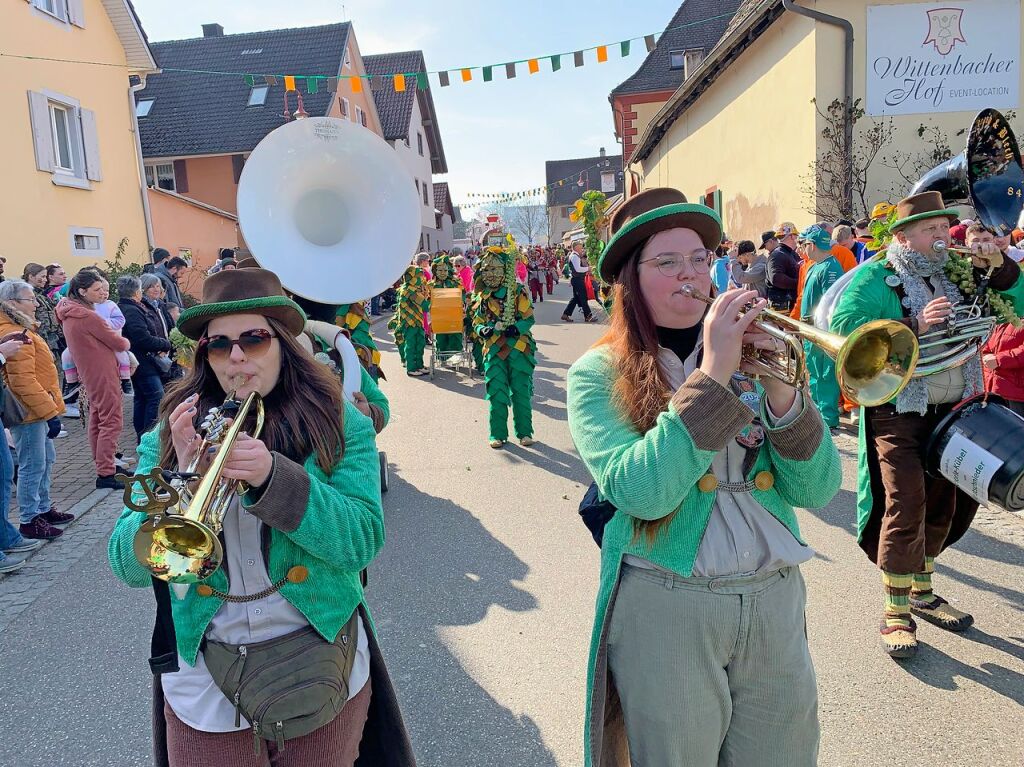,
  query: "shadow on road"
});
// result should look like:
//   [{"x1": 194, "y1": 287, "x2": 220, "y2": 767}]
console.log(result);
[
  {"x1": 897, "y1": 640, "x2": 1024, "y2": 706},
  {"x1": 935, "y1": 562, "x2": 1024, "y2": 612},
  {"x1": 369, "y1": 471, "x2": 557, "y2": 767},
  {"x1": 803, "y1": 488, "x2": 858, "y2": 535},
  {"x1": 499, "y1": 442, "x2": 590, "y2": 486}
]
